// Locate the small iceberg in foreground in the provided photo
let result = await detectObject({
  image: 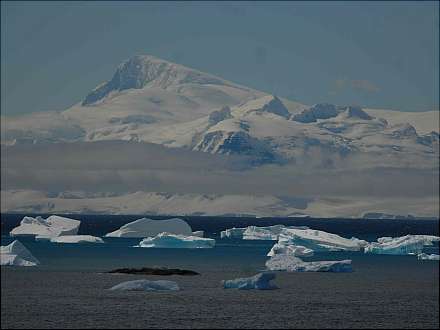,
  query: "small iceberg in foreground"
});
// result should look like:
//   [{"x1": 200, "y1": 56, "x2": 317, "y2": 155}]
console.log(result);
[
  {"x1": 109, "y1": 280, "x2": 180, "y2": 292},
  {"x1": 1, "y1": 240, "x2": 40, "y2": 267},
  {"x1": 48, "y1": 235, "x2": 104, "y2": 244},
  {"x1": 10, "y1": 215, "x2": 80, "y2": 238},
  {"x1": 266, "y1": 254, "x2": 352, "y2": 273},
  {"x1": 278, "y1": 228, "x2": 367, "y2": 252},
  {"x1": 267, "y1": 242, "x2": 314, "y2": 257},
  {"x1": 364, "y1": 235, "x2": 439, "y2": 255},
  {"x1": 222, "y1": 273, "x2": 278, "y2": 290},
  {"x1": 417, "y1": 253, "x2": 440, "y2": 261},
  {"x1": 105, "y1": 217, "x2": 193, "y2": 238},
  {"x1": 136, "y1": 232, "x2": 215, "y2": 249}
]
